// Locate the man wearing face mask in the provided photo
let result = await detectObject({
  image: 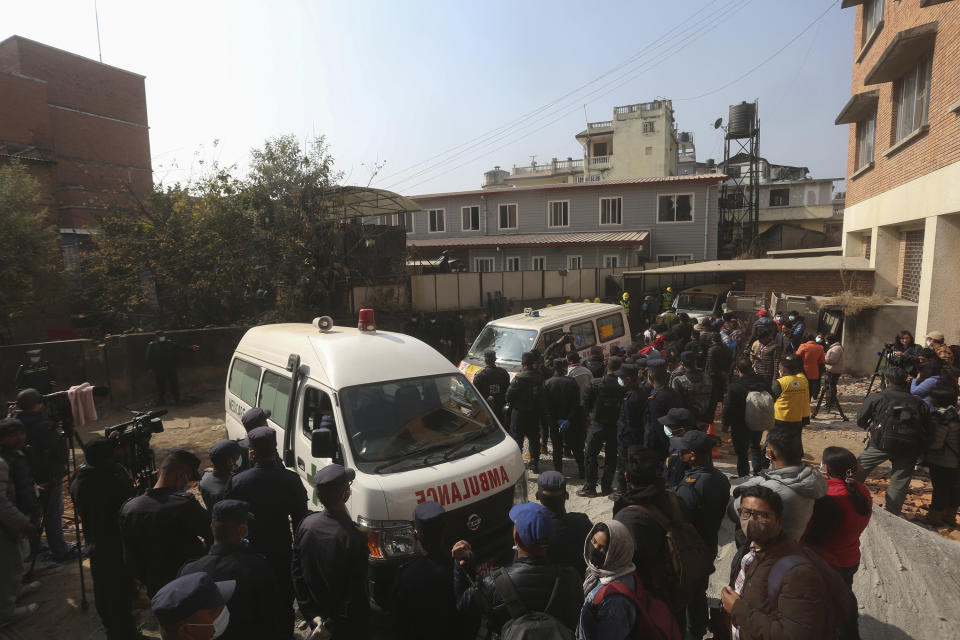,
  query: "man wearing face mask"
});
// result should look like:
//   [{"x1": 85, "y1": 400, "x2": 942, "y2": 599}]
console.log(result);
[
  {"x1": 224, "y1": 427, "x2": 308, "y2": 636},
  {"x1": 199, "y1": 440, "x2": 243, "y2": 511},
  {"x1": 152, "y1": 572, "x2": 235, "y2": 640},
  {"x1": 786, "y1": 311, "x2": 805, "y2": 352},
  {"x1": 292, "y1": 464, "x2": 369, "y2": 639},
  {"x1": 14, "y1": 349, "x2": 56, "y2": 394},
  {"x1": 119, "y1": 449, "x2": 212, "y2": 596},
  {"x1": 721, "y1": 485, "x2": 831, "y2": 640},
  {"x1": 146, "y1": 330, "x2": 200, "y2": 406},
  {"x1": 925, "y1": 330, "x2": 955, "y2": 366},
  {"x1": 178, "y1": 500, "x2": 284, "y2": 640},
  {"x1": 642, "y1": 360, "x2": 683, "y2": 465}
]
